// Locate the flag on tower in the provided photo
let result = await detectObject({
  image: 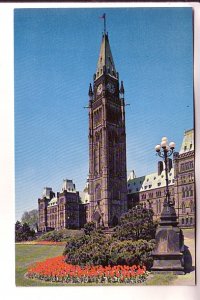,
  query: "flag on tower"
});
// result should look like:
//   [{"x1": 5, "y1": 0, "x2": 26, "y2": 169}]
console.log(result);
[
  {"x1": 99, "y1": 13, "x2": 106, "y2": 19},
  {"x1": 99, "y1": 13, "x2": 106, "y2": 33}
]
